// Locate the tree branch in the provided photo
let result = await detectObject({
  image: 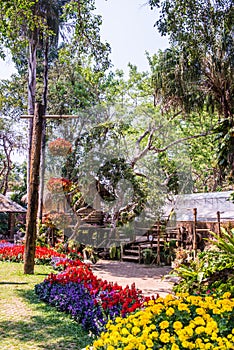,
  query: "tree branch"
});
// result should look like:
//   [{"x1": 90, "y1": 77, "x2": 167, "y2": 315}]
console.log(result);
[{"x1": 150, "y1": 130, "x2": 214, "y2": 153}]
